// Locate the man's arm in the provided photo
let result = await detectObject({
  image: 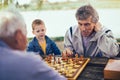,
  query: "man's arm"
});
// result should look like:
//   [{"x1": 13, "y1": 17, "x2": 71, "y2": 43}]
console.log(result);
[
  {"x1": 94, "y1": 22, "x2": 119, "y2": 57},
  {"x1": 63, "y1": 29, "x2": 73, "y2": 56},
  {"x1": 23, "y1": 53, "x2": 67, "y2": 80},
  {"x1": 98, "y1": 31, "x2": 119, "y2": 57}
]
